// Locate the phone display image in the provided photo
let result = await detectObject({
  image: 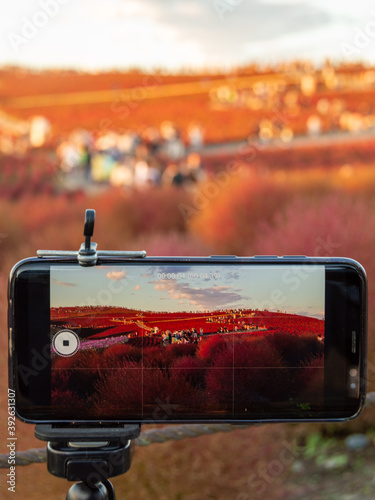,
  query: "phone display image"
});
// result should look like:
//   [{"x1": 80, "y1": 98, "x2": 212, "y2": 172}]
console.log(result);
[{"x1": 50, "y1": 263, "x2": 326, "y2": 420}]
